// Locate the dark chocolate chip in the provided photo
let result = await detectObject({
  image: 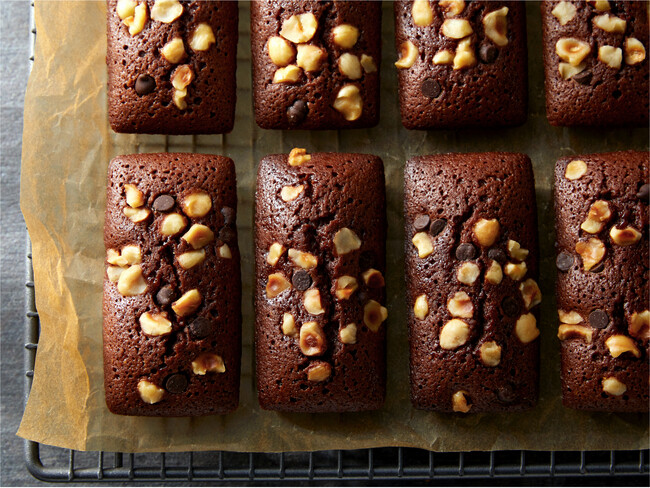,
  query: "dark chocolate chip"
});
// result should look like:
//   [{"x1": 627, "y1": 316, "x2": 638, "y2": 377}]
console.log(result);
[
  {"x1": 135, "y1": 74, "x2": 156, "y2": 96},
  {"x1": 156, "y1": 285, "x2": 175, "y2": 306},
  {"x1": 413, "y1": 214, "x2": 430, "y2": 231},
  {"x1": 479, "y1": 44, "x2": 498, "y2": 64},
  {"x1": 287, "y1": 100, "x2": 308, "y2": 125},
  {"x1": 556, "y1": 252, "x2": 574, "y2": 272},
  {"x1": 497, "y1": 385, "x2": 516, "y2": 403},
  {"x1": 188, "y1": 317, "x2": 212, "y2": 339},
  {"x1": 221, "y1": 206, "x2": 235, "y2": 226},
  {"x1": 152, "y1": 194, "x2": 175, "y2": 212},
  {"x1": 589, "y1": 309, "x2": 609, "y2": 329},
  {"x1": 487, "y1": 248, "x2": 506, "y2": 263},
  {"x1": 589, "y1": 261, "x2": 605, "y2": 273},
  {"x1": 430, "y1": 218, "x2": 447, "y2": 236},
  {"x1": 455, "y1": 243, "x2": 476, "y2": 261},
  {"x1": 164, "y1": 373, "x2": 188, "y2": 394},
  {"x1": 359, "y1": 251, "x2": 376, "y2": 270},
  {"x1": 219, "y1": 227, "x2": 235, "y2": 243},
  {"x1": 292, "y1": 270, "x2": 312, "y2": 291},
  {"x1": 637, "y1": 183, "x2": 649, "y2": 201},
  {"x1": 501, "y1": 296, "x2": 520, "y2": 317},
  {"x1": 421, "y1": 78, "x2": 441, "y2": 99},
  {"x1": 572, "y1": 70, "x2": 592, "y2": 86}
]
